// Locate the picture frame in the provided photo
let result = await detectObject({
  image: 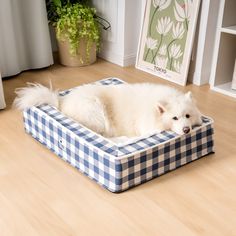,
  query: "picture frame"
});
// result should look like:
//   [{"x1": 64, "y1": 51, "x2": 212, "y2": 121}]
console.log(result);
[{"x1": 136, "y1": 0, "x2": 201, "y2": 86}]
